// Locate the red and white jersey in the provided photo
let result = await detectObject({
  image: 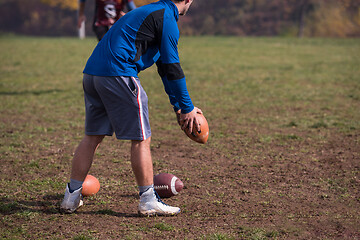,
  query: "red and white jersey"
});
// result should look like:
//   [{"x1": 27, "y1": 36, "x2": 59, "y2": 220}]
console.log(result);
[{"x1": 93, "y1": 0, "x2": 130, "y2": 26}]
